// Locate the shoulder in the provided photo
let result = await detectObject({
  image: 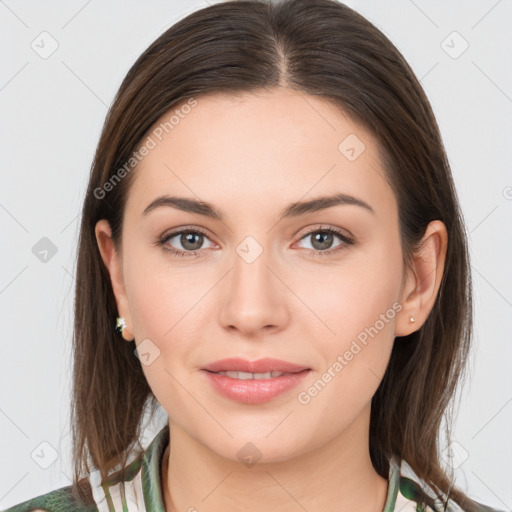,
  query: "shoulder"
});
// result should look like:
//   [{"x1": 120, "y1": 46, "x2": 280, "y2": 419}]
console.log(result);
[
  {"x1": 1, "y1": 424, "x2": 170, "y2": 512},
  {"x1": 394, "y1": 459, "x2": 506, "y2": 512},
  {"x1": 0, "y1": 484, "x2": 98, "y2": 512}
]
